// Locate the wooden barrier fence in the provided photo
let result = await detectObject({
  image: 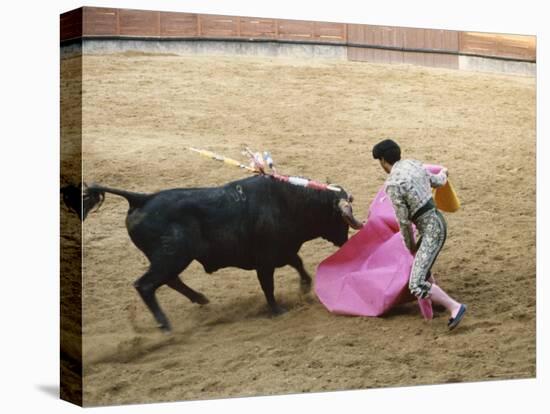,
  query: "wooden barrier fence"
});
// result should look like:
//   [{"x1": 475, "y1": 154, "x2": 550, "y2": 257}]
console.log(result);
[{"x1": 60, "y1": 7, "x2": 536, "y2": 63}]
